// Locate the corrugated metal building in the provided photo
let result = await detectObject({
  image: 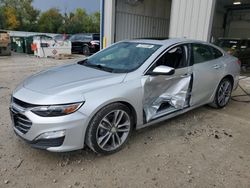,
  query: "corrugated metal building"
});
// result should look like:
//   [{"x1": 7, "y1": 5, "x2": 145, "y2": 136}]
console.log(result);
[{"x1": 101, "y1": 0, "x2": 250, "y2": 48}]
